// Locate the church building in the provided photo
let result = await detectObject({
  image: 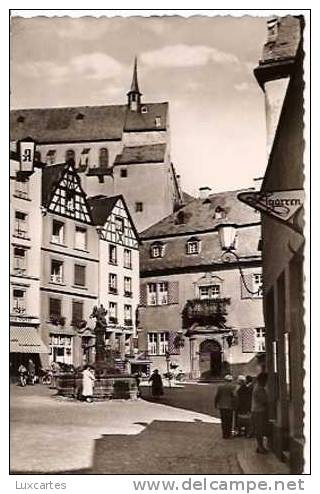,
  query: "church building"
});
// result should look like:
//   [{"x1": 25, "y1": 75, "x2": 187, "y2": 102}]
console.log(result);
[{"x1": 10, "y1": 58, "x2": 183, "y2": 232}]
